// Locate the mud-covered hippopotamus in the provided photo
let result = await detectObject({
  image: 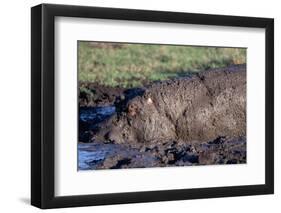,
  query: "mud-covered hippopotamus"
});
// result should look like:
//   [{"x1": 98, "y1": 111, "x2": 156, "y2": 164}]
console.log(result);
[{"x1": 95, "y1": 64, "x2": 246, "y2": 145}]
